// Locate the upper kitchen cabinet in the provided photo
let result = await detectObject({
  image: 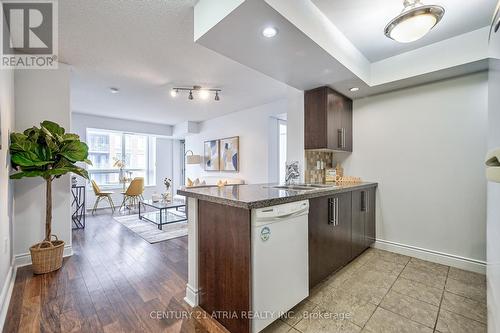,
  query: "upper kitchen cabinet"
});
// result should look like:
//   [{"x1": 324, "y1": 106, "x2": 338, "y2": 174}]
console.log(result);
[{"x1": 304, "y1": 86, "x2": 353, "y2": 152}]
